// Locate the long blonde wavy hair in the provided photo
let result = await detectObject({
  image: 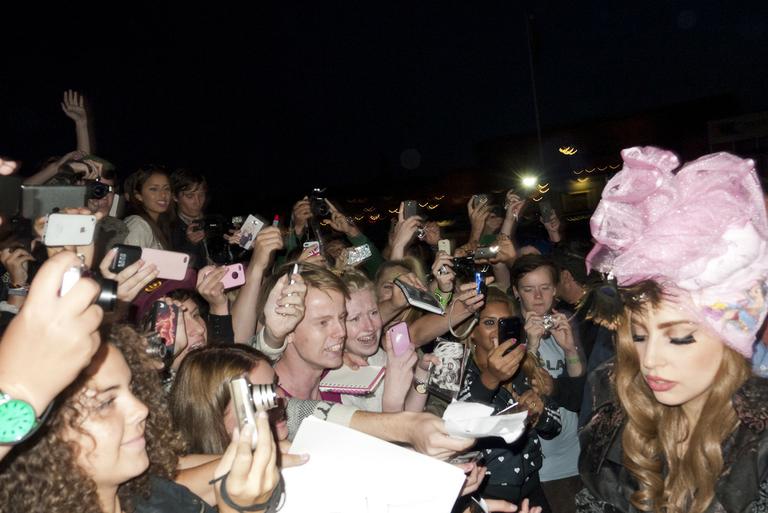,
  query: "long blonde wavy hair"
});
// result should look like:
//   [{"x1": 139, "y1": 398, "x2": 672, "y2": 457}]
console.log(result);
[{"x1": 615, "y1": 281, "x2": 751, "y2": 513}]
